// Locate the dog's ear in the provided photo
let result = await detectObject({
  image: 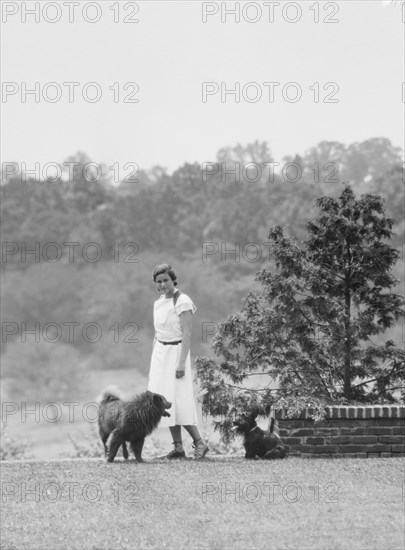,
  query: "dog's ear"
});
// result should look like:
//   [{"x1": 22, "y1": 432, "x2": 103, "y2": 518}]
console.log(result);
[{"x1": 152, "y1": 393, "x2": 163, "y2": 405}]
